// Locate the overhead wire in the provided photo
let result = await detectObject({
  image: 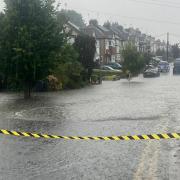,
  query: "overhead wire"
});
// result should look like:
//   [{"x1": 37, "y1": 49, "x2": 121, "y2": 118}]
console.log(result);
[
  {"x1": 170, "y1": 33, "x2": 180, "y2": 38},
  {"x1": 74, "y1": 8, "x2": 180, "y2": 43},
  {"x1": 145, "y1": 0, "x2": 180, "y2": 6},
  {"x1": 63, "y1": 1, "x2": 180, "y2": 43},
  {"x1": 124, "y1": 0, "x2": 180, "y2": 9},
  {"x1": 154, "y1": 33, "x2": 167, "y2": 38},
  {"x1": 74, "y1": 7, "x2": 180, "y2": 26}
]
